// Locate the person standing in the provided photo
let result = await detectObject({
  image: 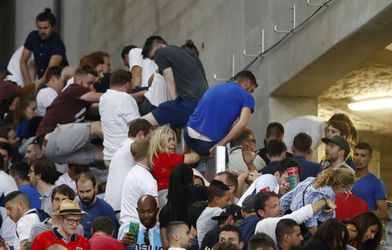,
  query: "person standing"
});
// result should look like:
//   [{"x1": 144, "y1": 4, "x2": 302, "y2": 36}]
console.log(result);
[{"x1": 20, "y1": 8, "x2": 68, "y2": 89}]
